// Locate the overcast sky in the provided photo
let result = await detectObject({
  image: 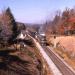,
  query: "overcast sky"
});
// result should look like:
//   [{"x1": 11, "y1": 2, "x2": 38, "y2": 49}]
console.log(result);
[{"x1": 0, "y1": 0, "x2": 75, "y2": 23}]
